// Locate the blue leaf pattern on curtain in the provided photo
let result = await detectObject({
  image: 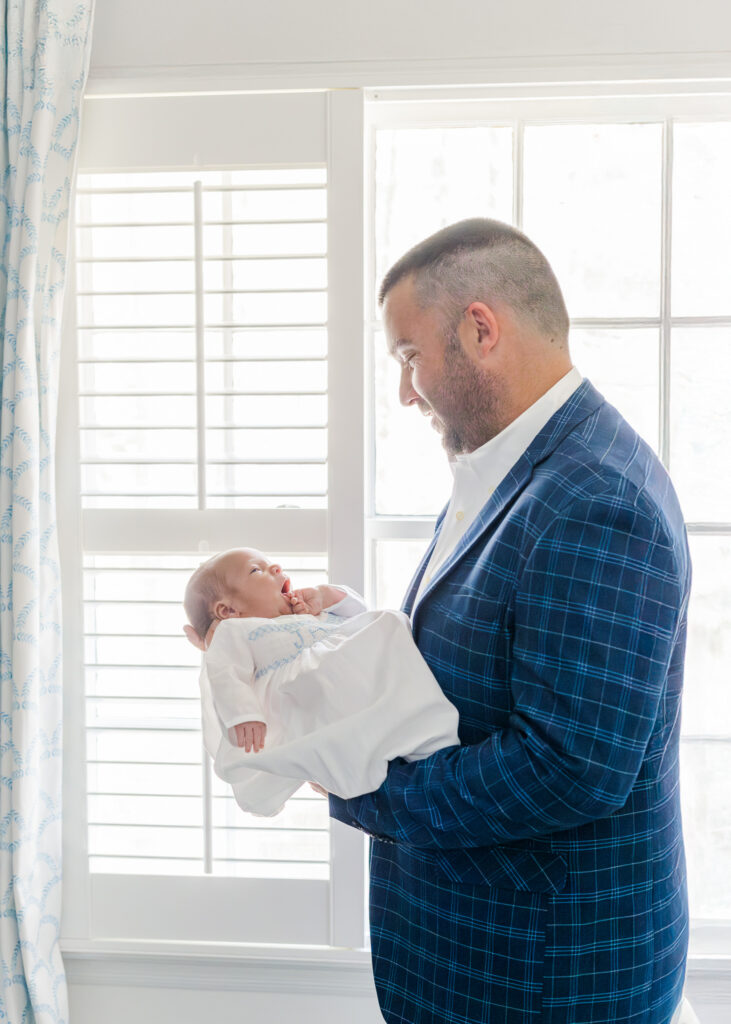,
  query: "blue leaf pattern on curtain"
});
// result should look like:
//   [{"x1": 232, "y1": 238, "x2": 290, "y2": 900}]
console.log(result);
[{"x1": 1, "y1": 2, "x2": 94, "y2": 1021}]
